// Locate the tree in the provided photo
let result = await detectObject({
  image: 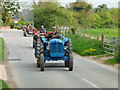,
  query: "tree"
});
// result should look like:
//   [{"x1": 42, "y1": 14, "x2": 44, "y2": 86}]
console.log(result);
[
  {"x1": 92, "y1": 13, "x2": 102, "y2": 28},
  {"x1": 20, "y1": 14, "x2": 26, "y2": 21},
  {"x1": 94, "y1": 4, "x2": 115, "y2": 28},
  {"x1": 33, "y1": 2, "x2": 77, "y2": 30},
  {"x1": 95, "y1": 4, "x2": 108, "y2": 14},
  {"x1": 69, "y1": 2, "x2": 93, "y2": 28},
  {"x1": 69, "y1": 2, "x2": 92, "y2": 12},
  {"x1": 108, "y1": 8, "x2": 118, "y2": 27},
  {"x1": 1, "y1": 1, "x2": 20, "y2": 26}
]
